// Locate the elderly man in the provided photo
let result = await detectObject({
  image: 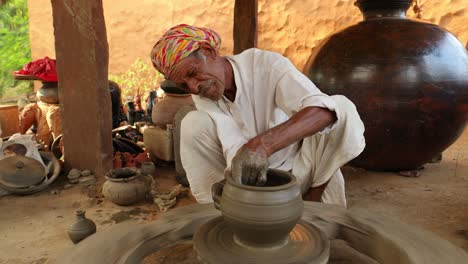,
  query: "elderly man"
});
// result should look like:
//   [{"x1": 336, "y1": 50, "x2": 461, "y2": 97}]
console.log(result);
[{"x1": 151, "y1": 24, "x2": 365, "y2": 206}]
